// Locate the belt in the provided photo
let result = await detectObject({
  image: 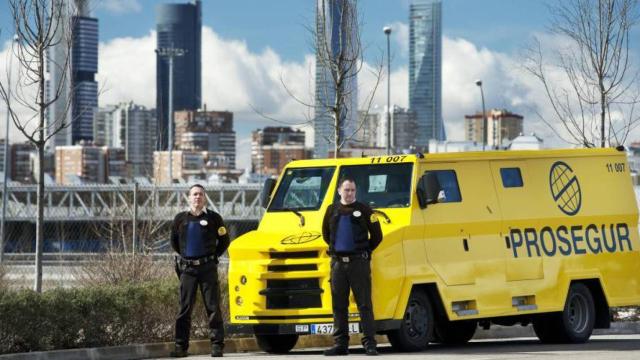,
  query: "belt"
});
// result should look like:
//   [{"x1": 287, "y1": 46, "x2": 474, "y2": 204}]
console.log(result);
[
  {"x1": 178, "y1": 254, "x2": 217, "y2": 266},
  {"x1": 332, "y1": 252, "x2": 369, "y2": 263}
]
